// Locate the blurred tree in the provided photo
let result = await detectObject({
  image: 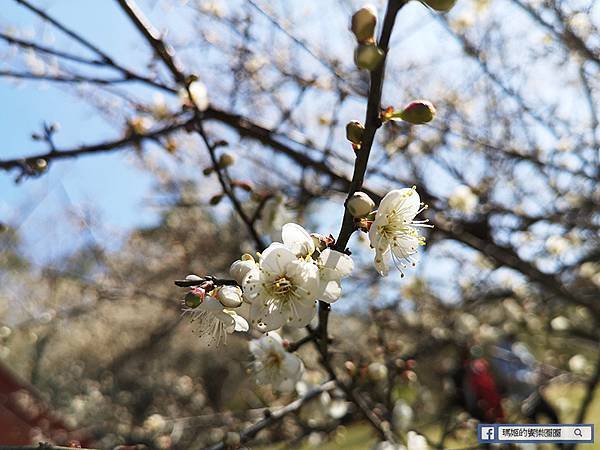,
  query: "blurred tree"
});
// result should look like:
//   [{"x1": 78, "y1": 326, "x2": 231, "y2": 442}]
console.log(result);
[{"x1": 0, "y1": 0, "x2": 598, "y2": 449}]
